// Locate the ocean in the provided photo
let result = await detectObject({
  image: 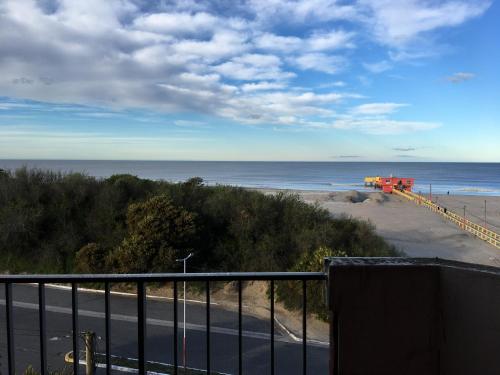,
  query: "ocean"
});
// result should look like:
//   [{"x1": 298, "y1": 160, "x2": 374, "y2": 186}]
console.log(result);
[{"x1": 1, "y1": 160, "x2": 500, "y2": 196}]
